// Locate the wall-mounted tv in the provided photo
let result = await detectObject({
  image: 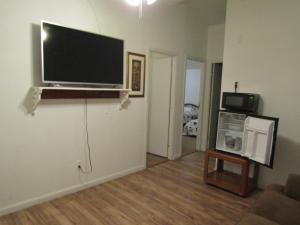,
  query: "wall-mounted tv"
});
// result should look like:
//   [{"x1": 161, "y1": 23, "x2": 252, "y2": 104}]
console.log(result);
[{"x1": 41, "y1": 21, "x2": 124, "y2": 87}]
